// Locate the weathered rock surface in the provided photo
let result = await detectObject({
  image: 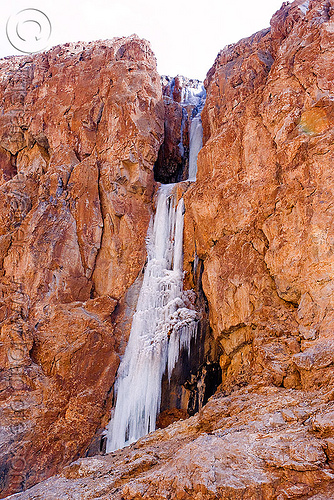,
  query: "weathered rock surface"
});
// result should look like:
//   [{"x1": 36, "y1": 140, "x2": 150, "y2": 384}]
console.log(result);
[
  {"x1": 184, "y1": 0, "x2": 334, "y2": 398},
  {"x1": 3, "y1": 0, "x2": 334, "y2": 498},
  {"x1": 0, "y1": 35, "x2": 164, "y2": 497},
  {"x1": 7, "y1": 387, "x2": 334, "y2": 499}
]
